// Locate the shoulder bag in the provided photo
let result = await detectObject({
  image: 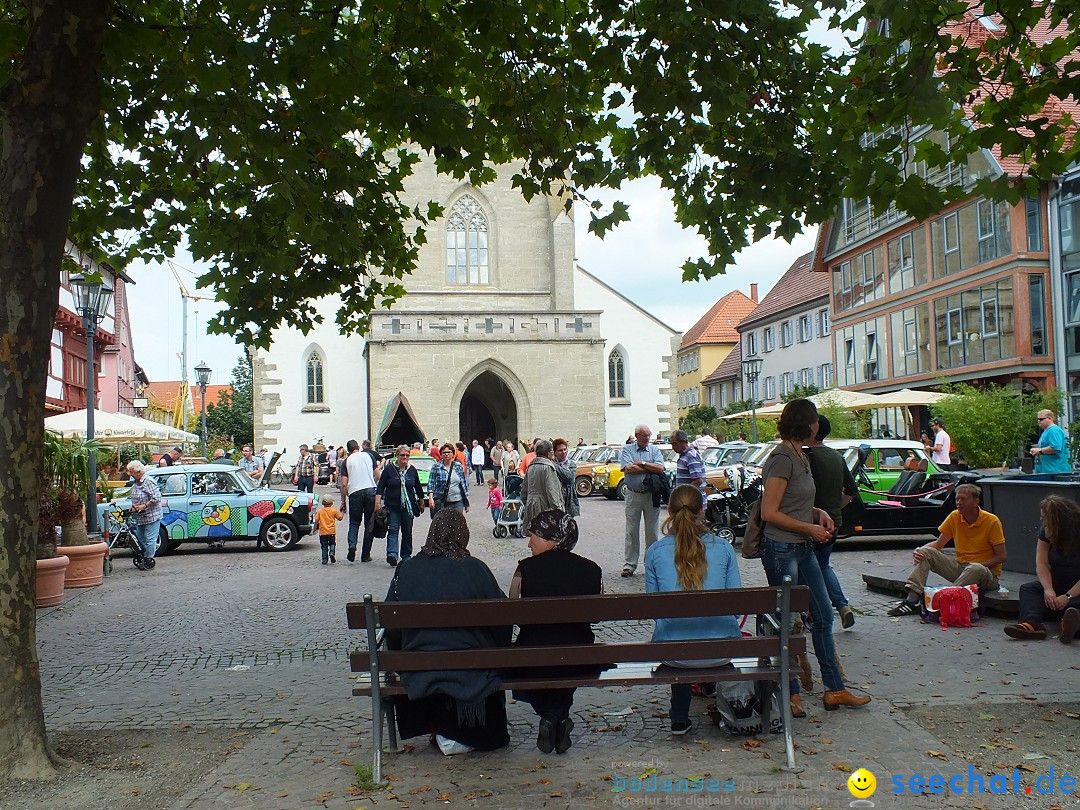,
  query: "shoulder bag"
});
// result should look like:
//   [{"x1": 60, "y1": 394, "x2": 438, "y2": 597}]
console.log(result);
[{"x1": 741, "y1": 500, "x2": 764, "y2": 559}]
